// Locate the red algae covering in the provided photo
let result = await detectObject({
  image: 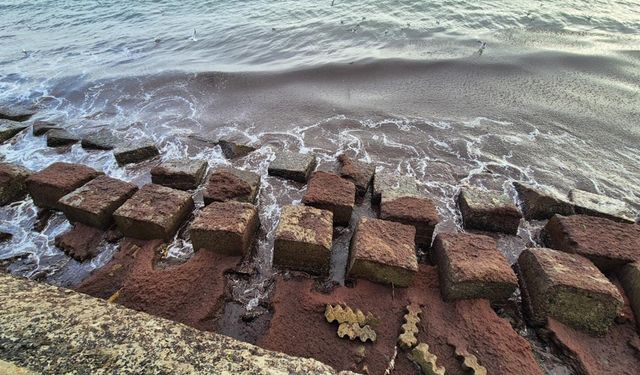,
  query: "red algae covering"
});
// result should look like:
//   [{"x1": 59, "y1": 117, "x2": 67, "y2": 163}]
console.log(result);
[
  {"x1": 54, "y1": 223, "x2": 105, "y2": 261},
  {"x1": 303, "y1": 171, "x2": 356, "y2": 208},
  {"x1": 76, "y1": 239, "x2": 240, "y2": 331},
  {"x1": 259, "y1": 265, "x2": 543, "y2": 375}
]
